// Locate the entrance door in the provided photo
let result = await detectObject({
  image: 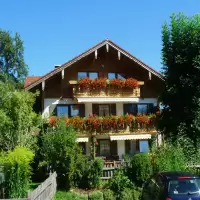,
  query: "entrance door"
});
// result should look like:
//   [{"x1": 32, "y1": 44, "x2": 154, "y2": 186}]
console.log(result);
[{"x1": 99, "y1": 105, "x2": 110, "y2": 116}]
